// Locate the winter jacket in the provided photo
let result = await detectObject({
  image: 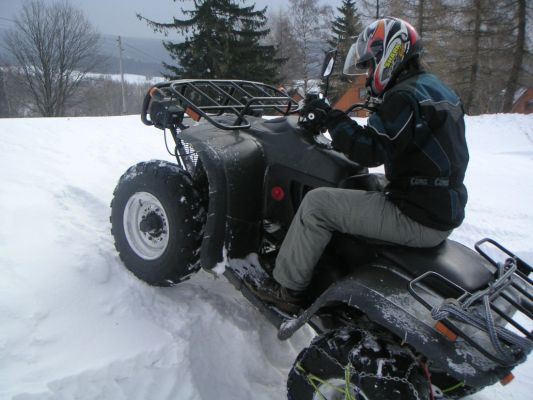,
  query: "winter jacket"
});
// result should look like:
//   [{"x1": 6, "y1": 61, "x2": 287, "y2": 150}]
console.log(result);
[{"x1": 327, "y1": 71, "x2": 469, "y2": 231}]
